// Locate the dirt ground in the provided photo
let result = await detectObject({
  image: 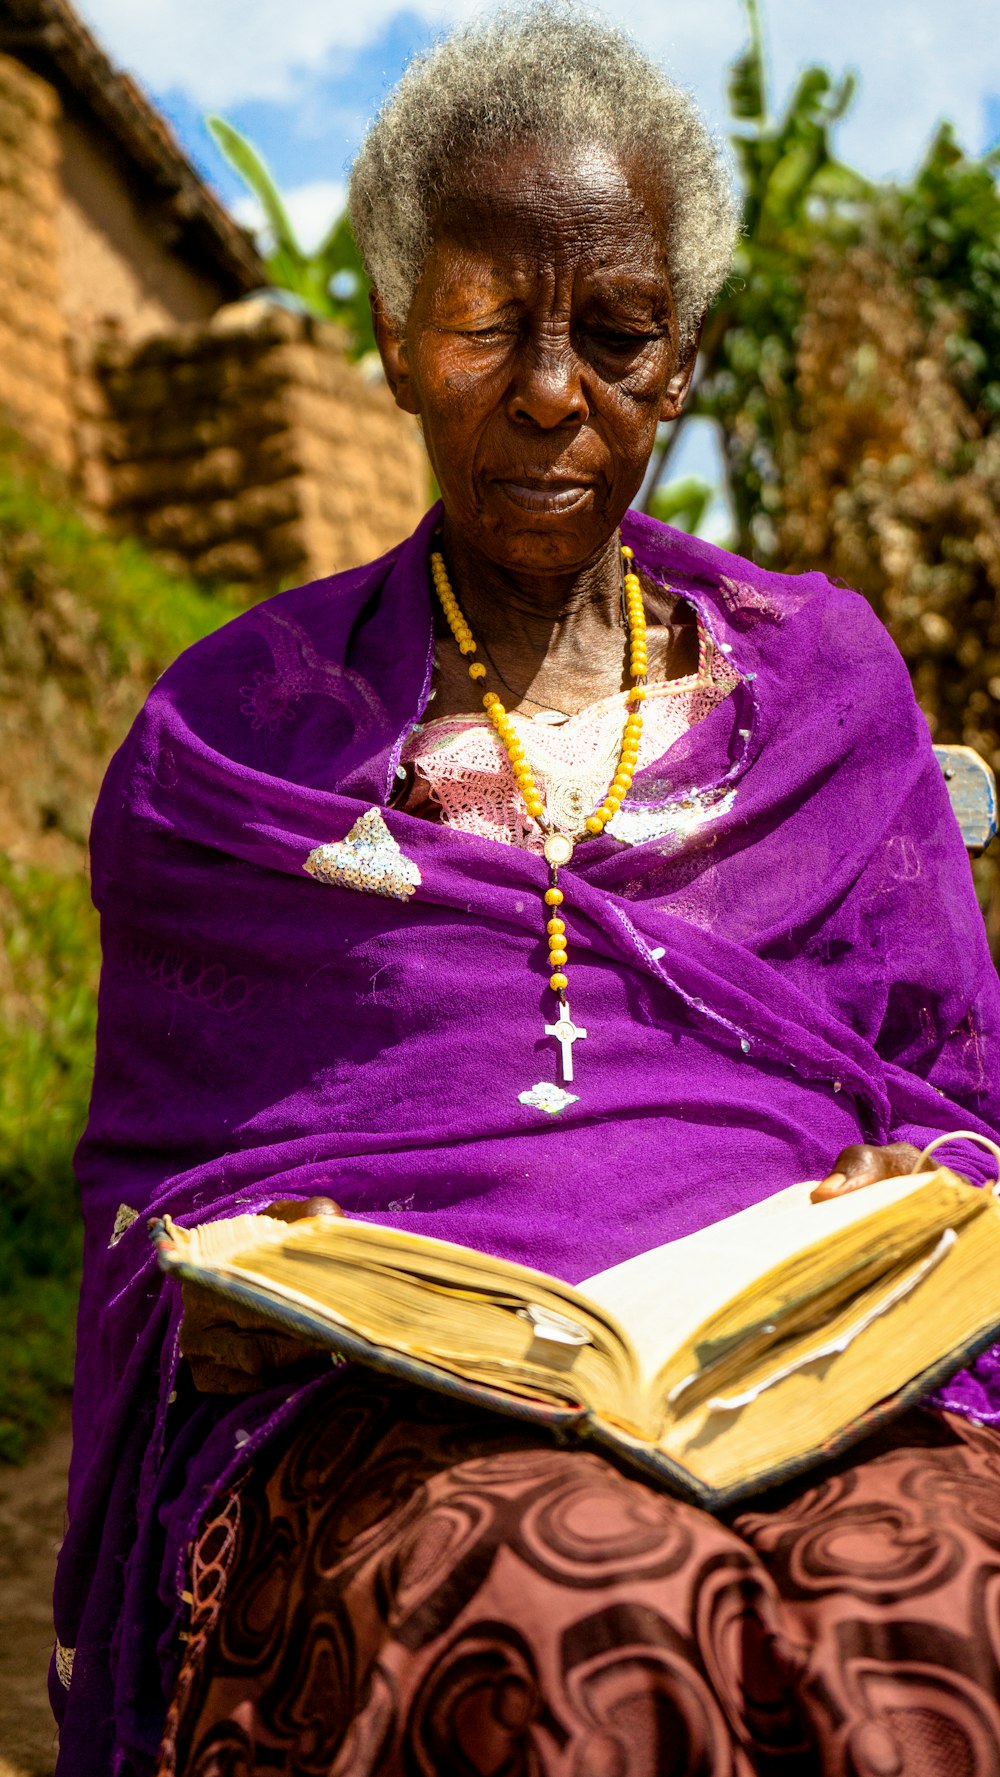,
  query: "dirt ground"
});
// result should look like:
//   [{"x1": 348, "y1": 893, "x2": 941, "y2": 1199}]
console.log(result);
[{"x1": 0, "y1": 1406, "x2": 71, "y2": 1777}]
